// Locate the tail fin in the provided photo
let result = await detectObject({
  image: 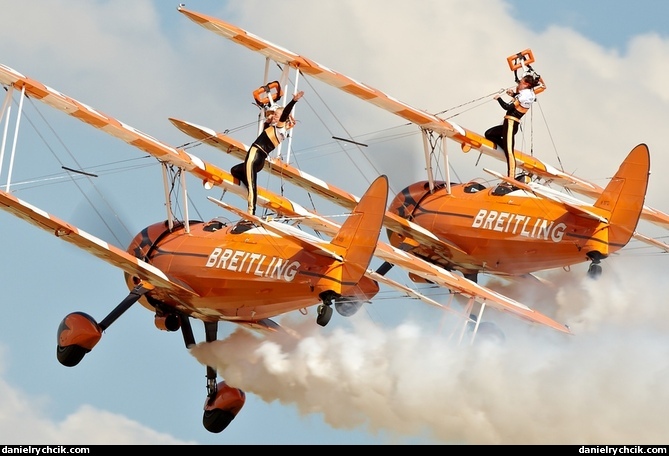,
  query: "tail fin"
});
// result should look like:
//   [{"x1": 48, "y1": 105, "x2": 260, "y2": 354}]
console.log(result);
[
  {"x1": 330, "y1": 175, "x2": 389, "y2": 293},
  {"x1": 594, "y1": 143, "x2": 650, "y2": 248}
]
